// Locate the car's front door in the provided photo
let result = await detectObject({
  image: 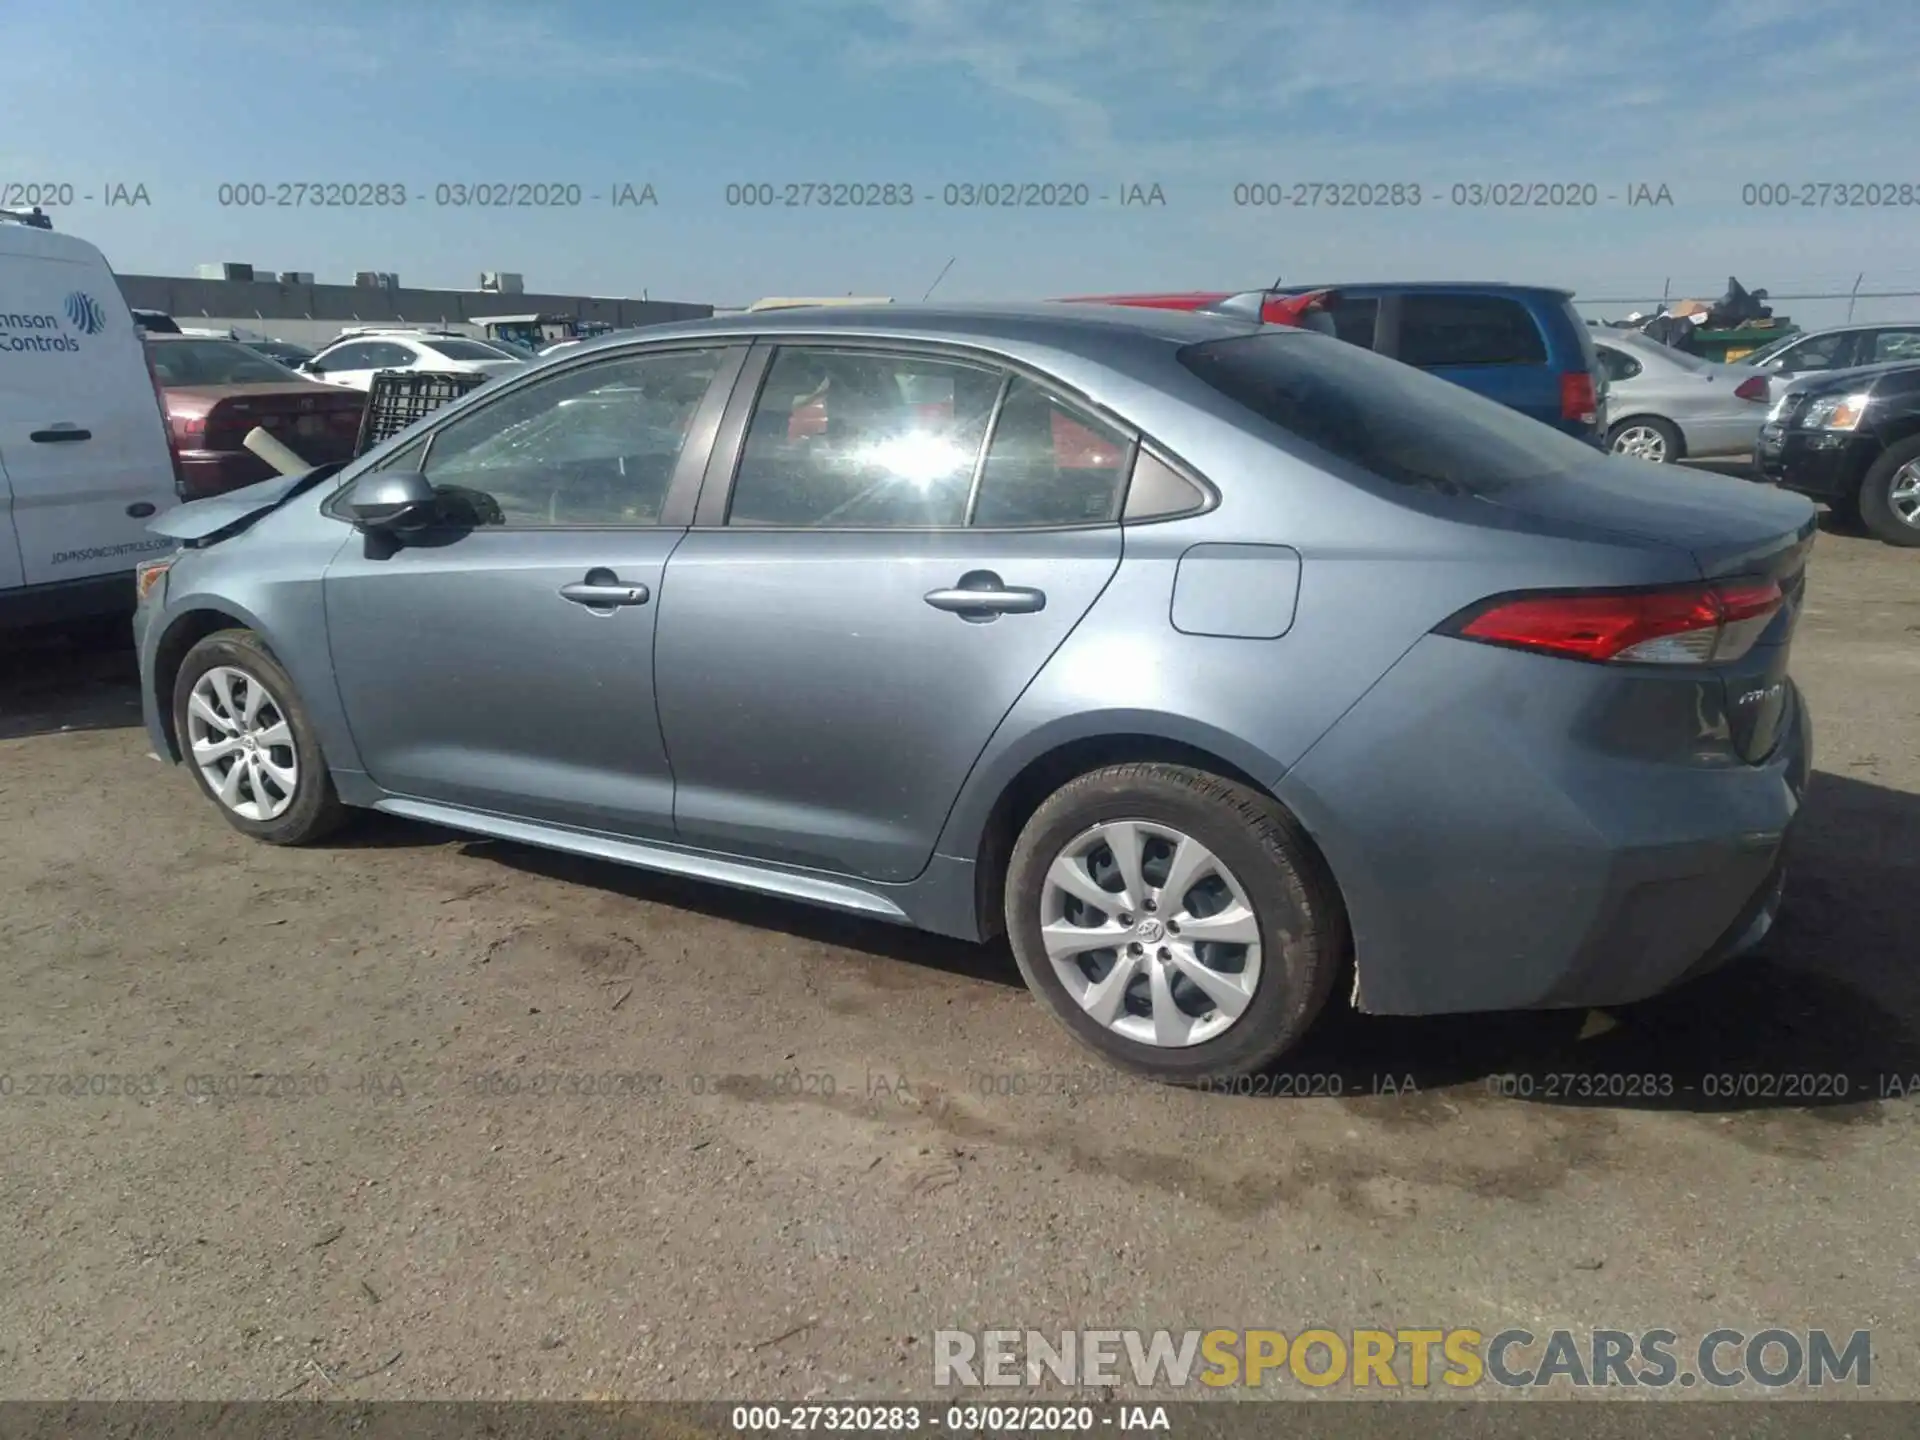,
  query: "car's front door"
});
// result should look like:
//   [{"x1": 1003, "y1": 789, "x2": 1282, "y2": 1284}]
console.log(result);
[
  {"x1": 322, "y1": 343, "x2": 743, "y2": 837},
  {"x1": 653, "y1": 342, "x2": 1132, "y2": 883}
]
